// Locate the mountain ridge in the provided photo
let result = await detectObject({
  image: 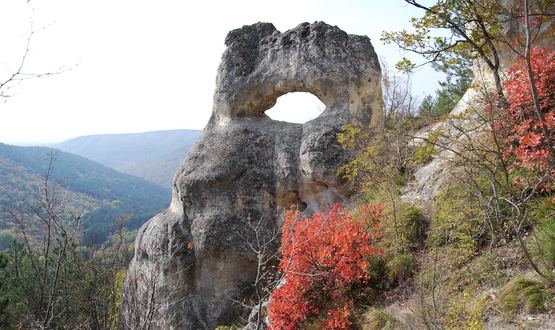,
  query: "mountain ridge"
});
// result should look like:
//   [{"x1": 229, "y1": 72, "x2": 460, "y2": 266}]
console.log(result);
[
  {"x1": 0, "y1": 143, "x2": 171, "y2": 245},
  {"x1": 56, "y1": 129, "x2": 201, "y2": 187}
]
